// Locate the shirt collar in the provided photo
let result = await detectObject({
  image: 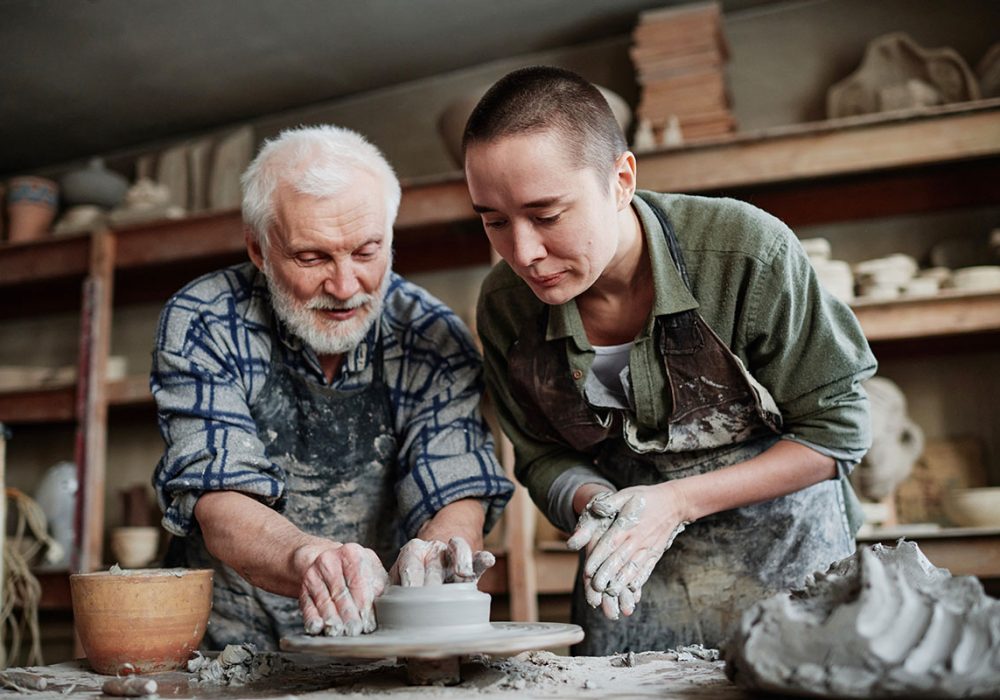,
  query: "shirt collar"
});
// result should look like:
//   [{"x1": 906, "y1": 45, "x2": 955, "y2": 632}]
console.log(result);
[{"x1": 545, "y1": 191, "x2": 699, "y2": 345}]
